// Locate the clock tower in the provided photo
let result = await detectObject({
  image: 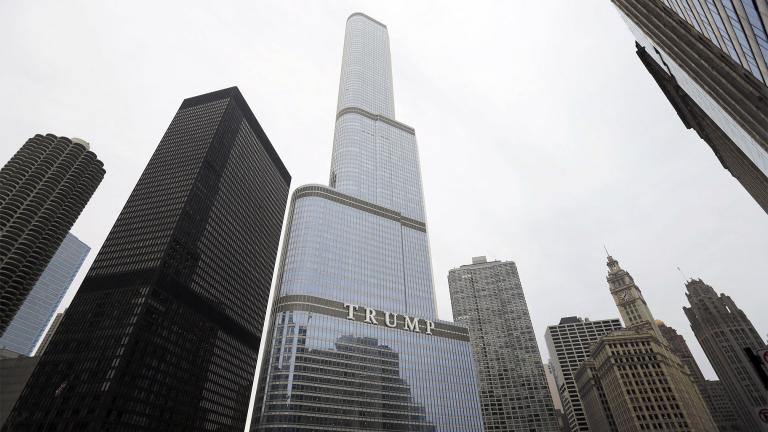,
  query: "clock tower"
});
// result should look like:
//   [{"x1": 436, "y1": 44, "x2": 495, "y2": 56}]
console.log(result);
[{"x1": 606, "y1": 255, "x2": 664, "y2": 342}]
